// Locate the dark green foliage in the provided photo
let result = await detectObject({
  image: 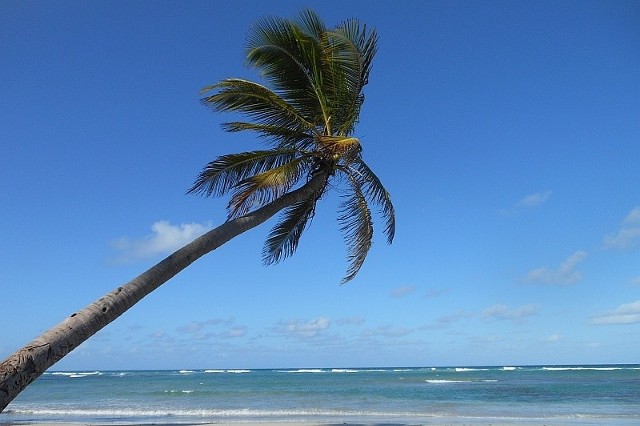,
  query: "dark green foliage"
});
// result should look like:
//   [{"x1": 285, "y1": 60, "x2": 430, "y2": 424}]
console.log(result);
[{"x1": 190, "y1": 10, "x2": 394, "y2": 282}]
